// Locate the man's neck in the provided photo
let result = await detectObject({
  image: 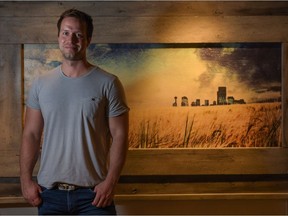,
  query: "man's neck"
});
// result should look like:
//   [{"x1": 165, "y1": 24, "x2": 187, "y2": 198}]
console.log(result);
[{"x1": 61, "y1": 59, "x2": 93, "y2": 78}]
